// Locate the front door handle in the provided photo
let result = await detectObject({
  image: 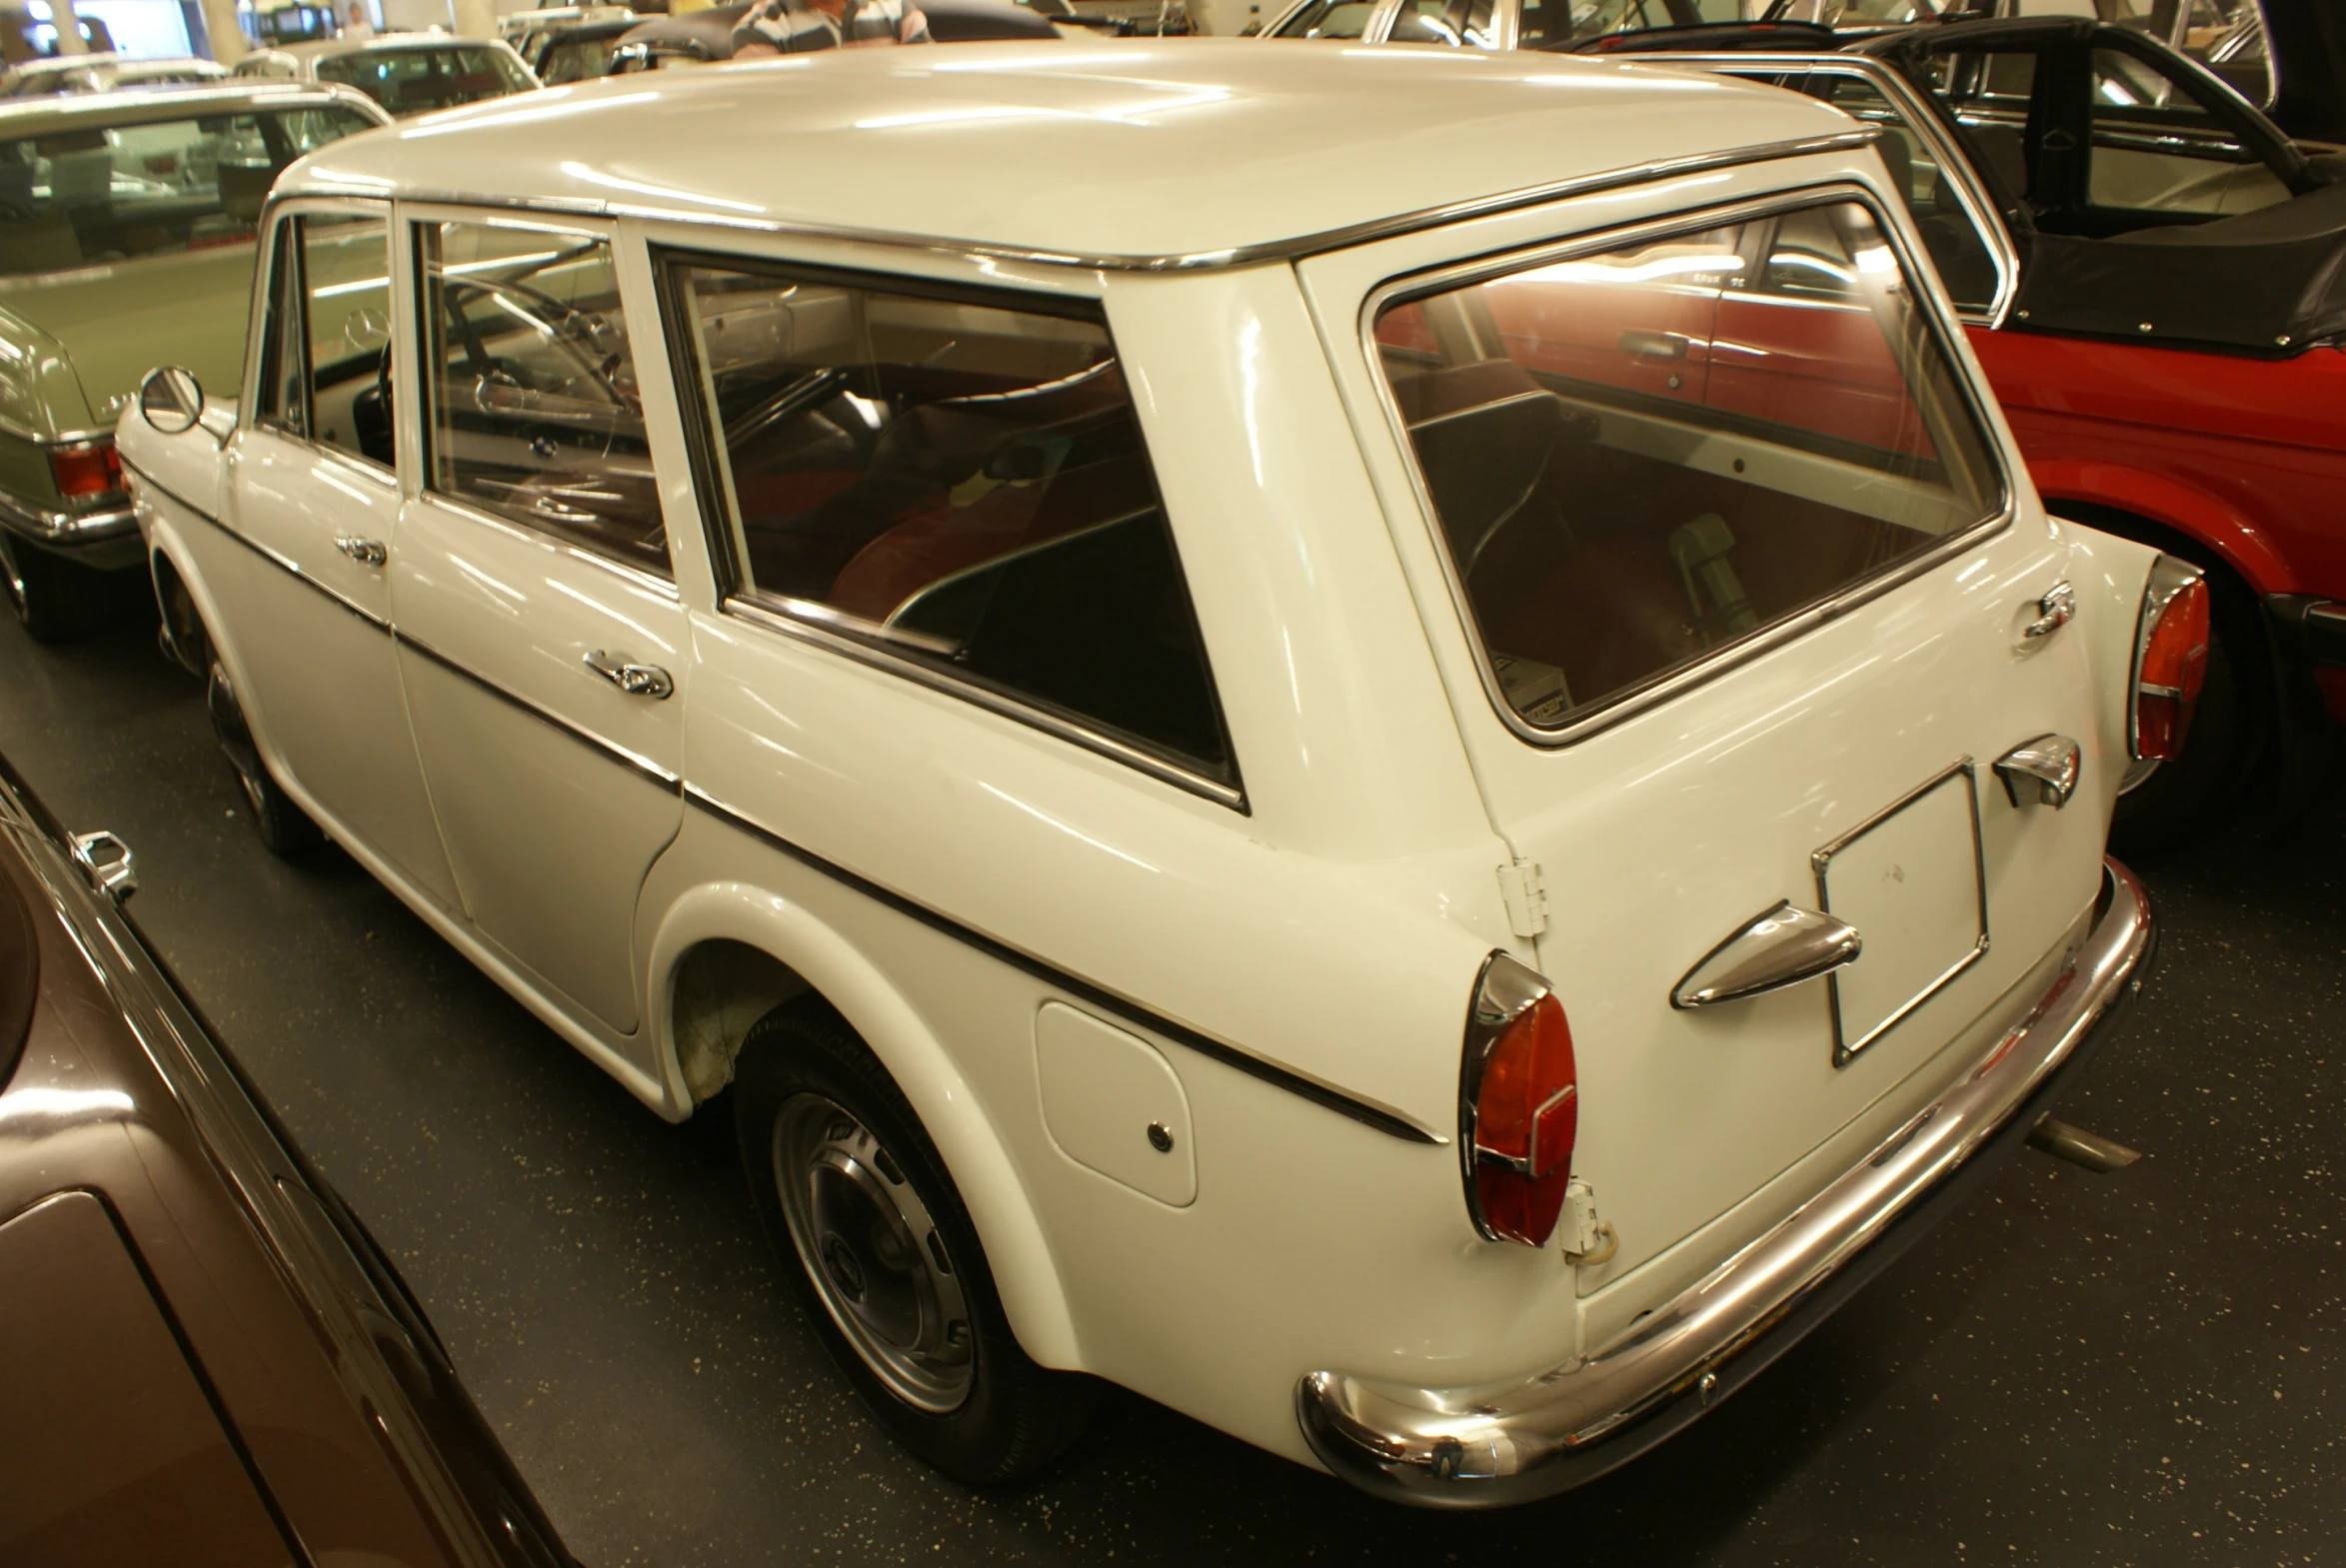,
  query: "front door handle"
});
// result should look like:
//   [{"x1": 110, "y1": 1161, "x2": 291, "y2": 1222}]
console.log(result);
[
  {"x1": 583, "y1": 650, "x2": 673, "y2": 700},
  {"x1": 334, "y1": 535, "x2": 387, "y2": 567},
  {"x1": 1671, "y1": 900, "x2": 1862, "y2": 1010},
  {"x1": 1618, "y1": 329, "x2": 1692, "y2": 362},
  {"x1": 70, "y1": 829, "x2": 137, "y2": 904}
]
